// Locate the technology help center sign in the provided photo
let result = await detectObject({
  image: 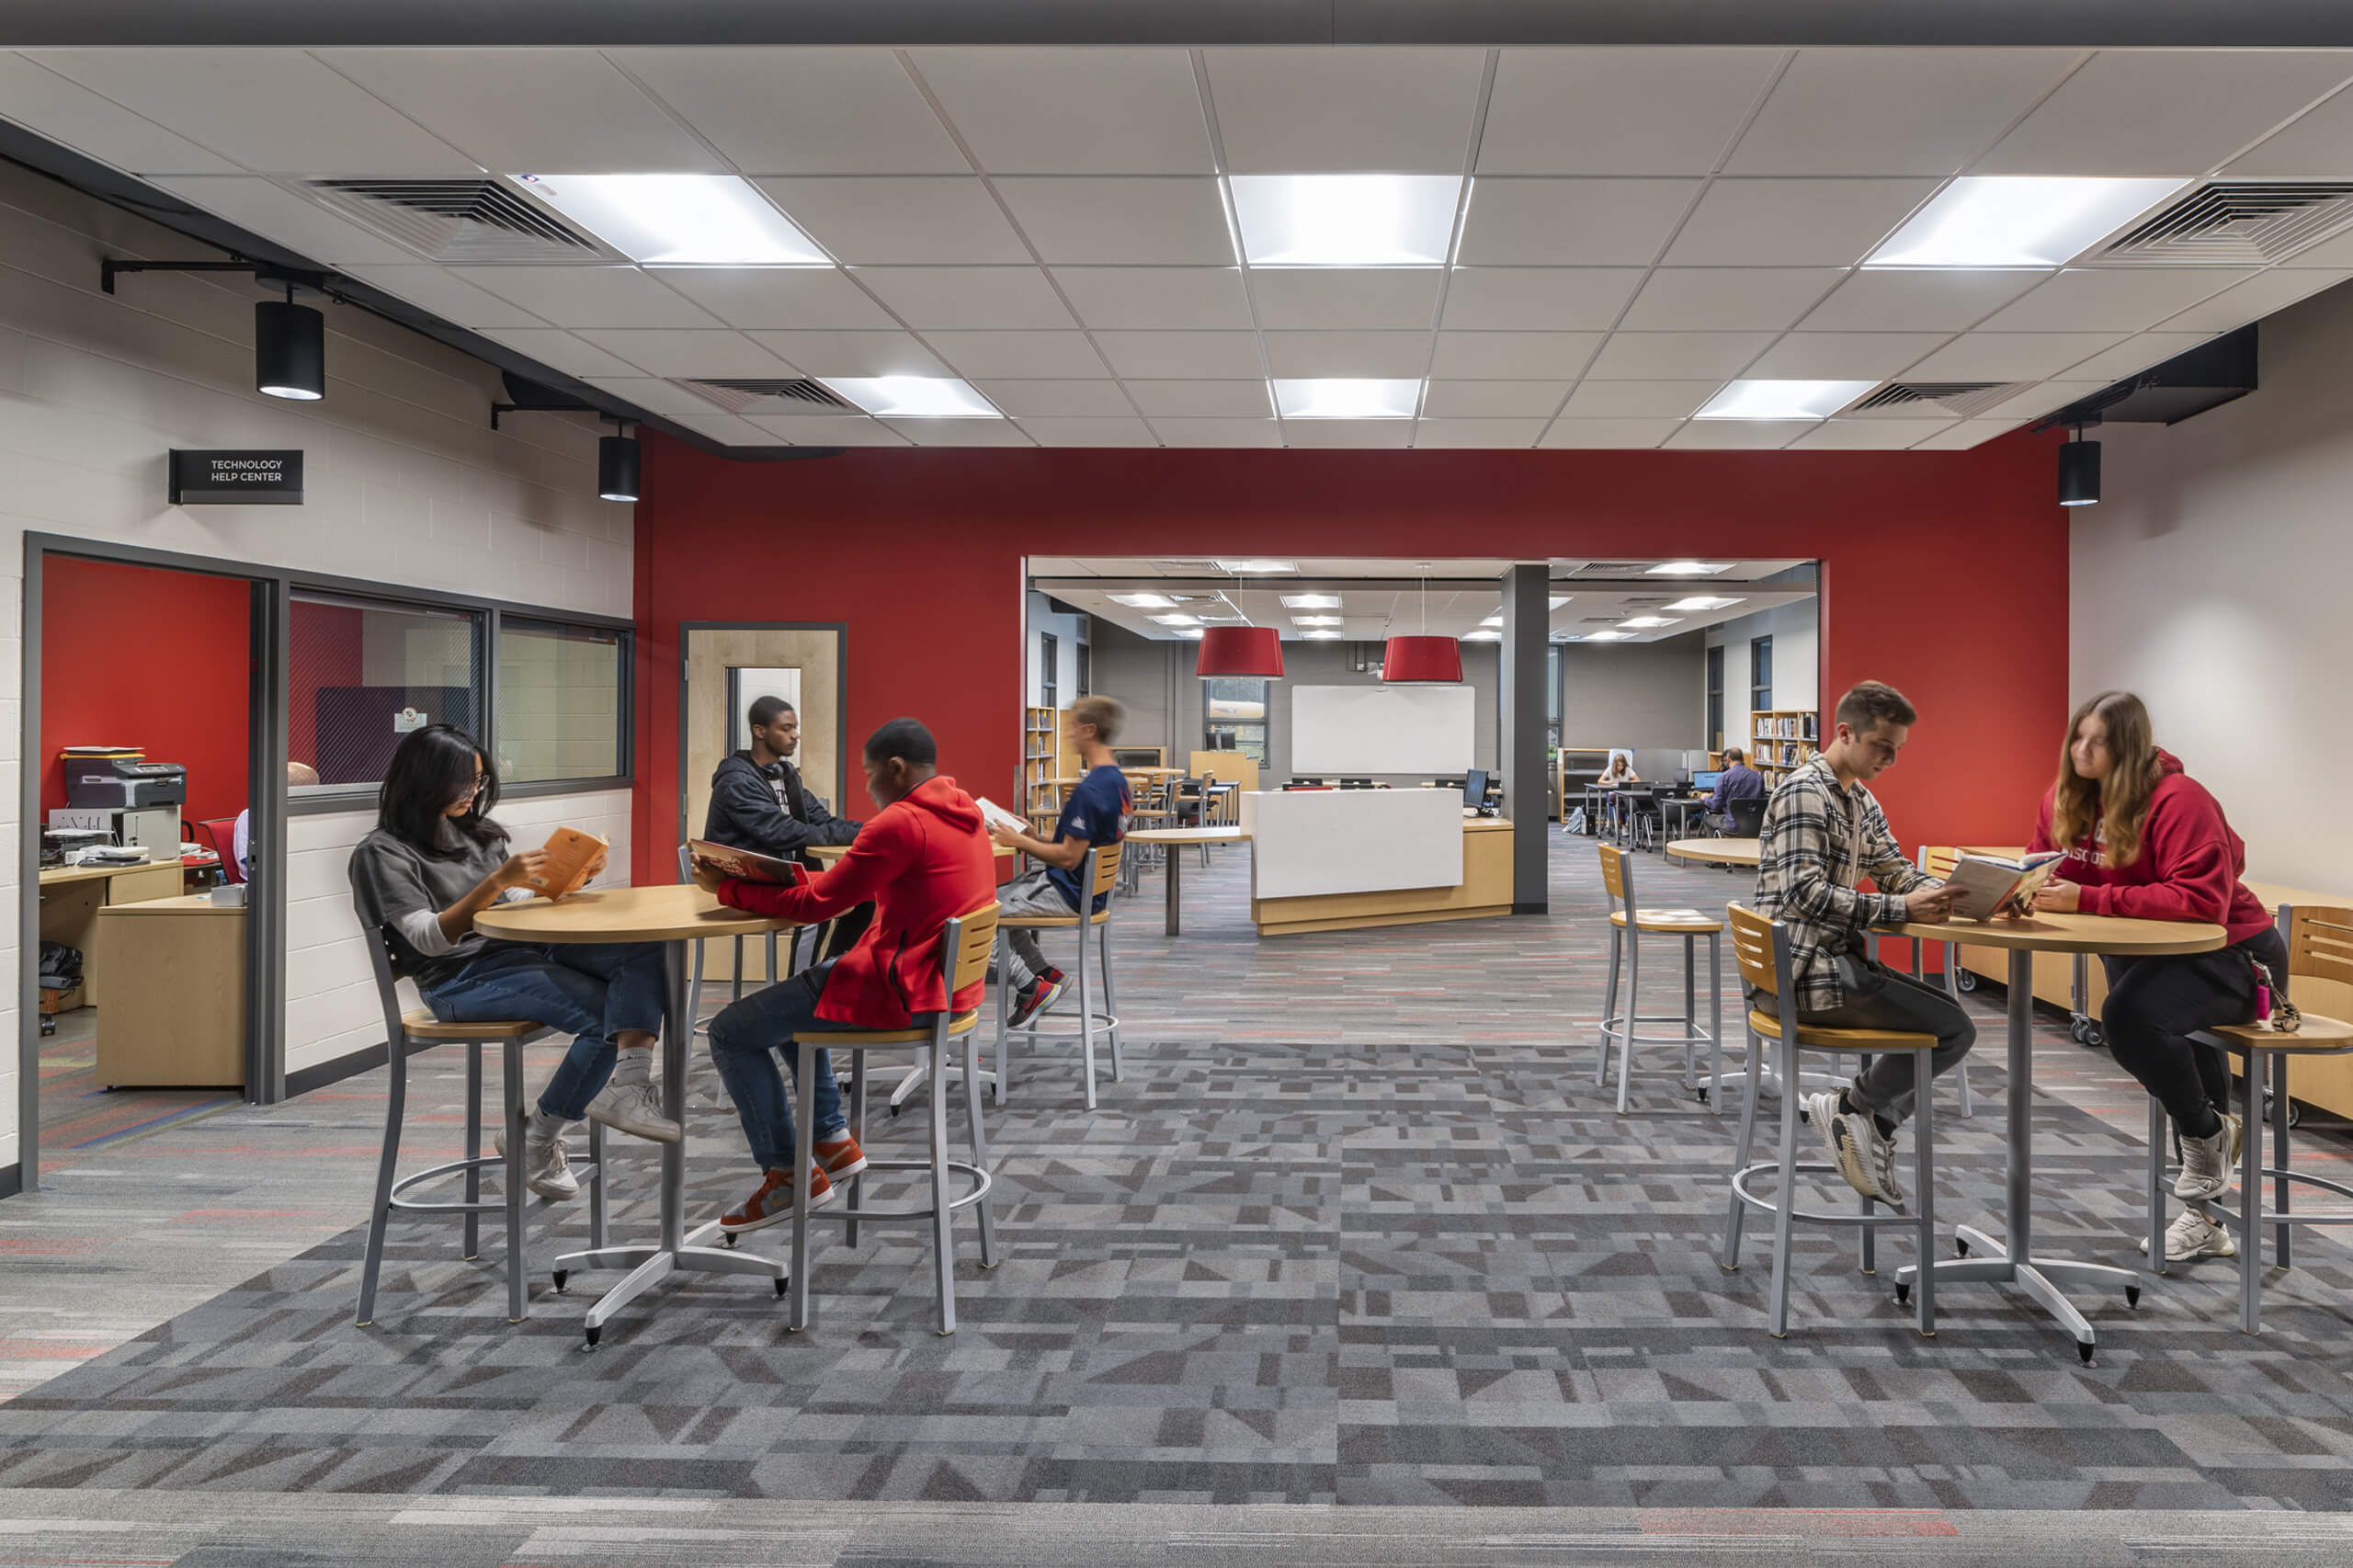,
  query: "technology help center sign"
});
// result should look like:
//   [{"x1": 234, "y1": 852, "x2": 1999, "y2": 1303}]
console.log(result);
[{"x1": 168, "y1": 449, "x2": 303, "y2": 505}]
